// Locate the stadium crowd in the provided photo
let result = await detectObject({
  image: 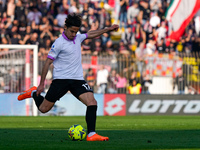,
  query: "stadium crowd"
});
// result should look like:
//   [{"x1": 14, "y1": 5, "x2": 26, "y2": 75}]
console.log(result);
[
  {"x1": 0, "y1": 0, "x2": 199, "y2": 94},
  {"x1": 1, "y1": 0, "x2": 200, "y2": 55}
]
